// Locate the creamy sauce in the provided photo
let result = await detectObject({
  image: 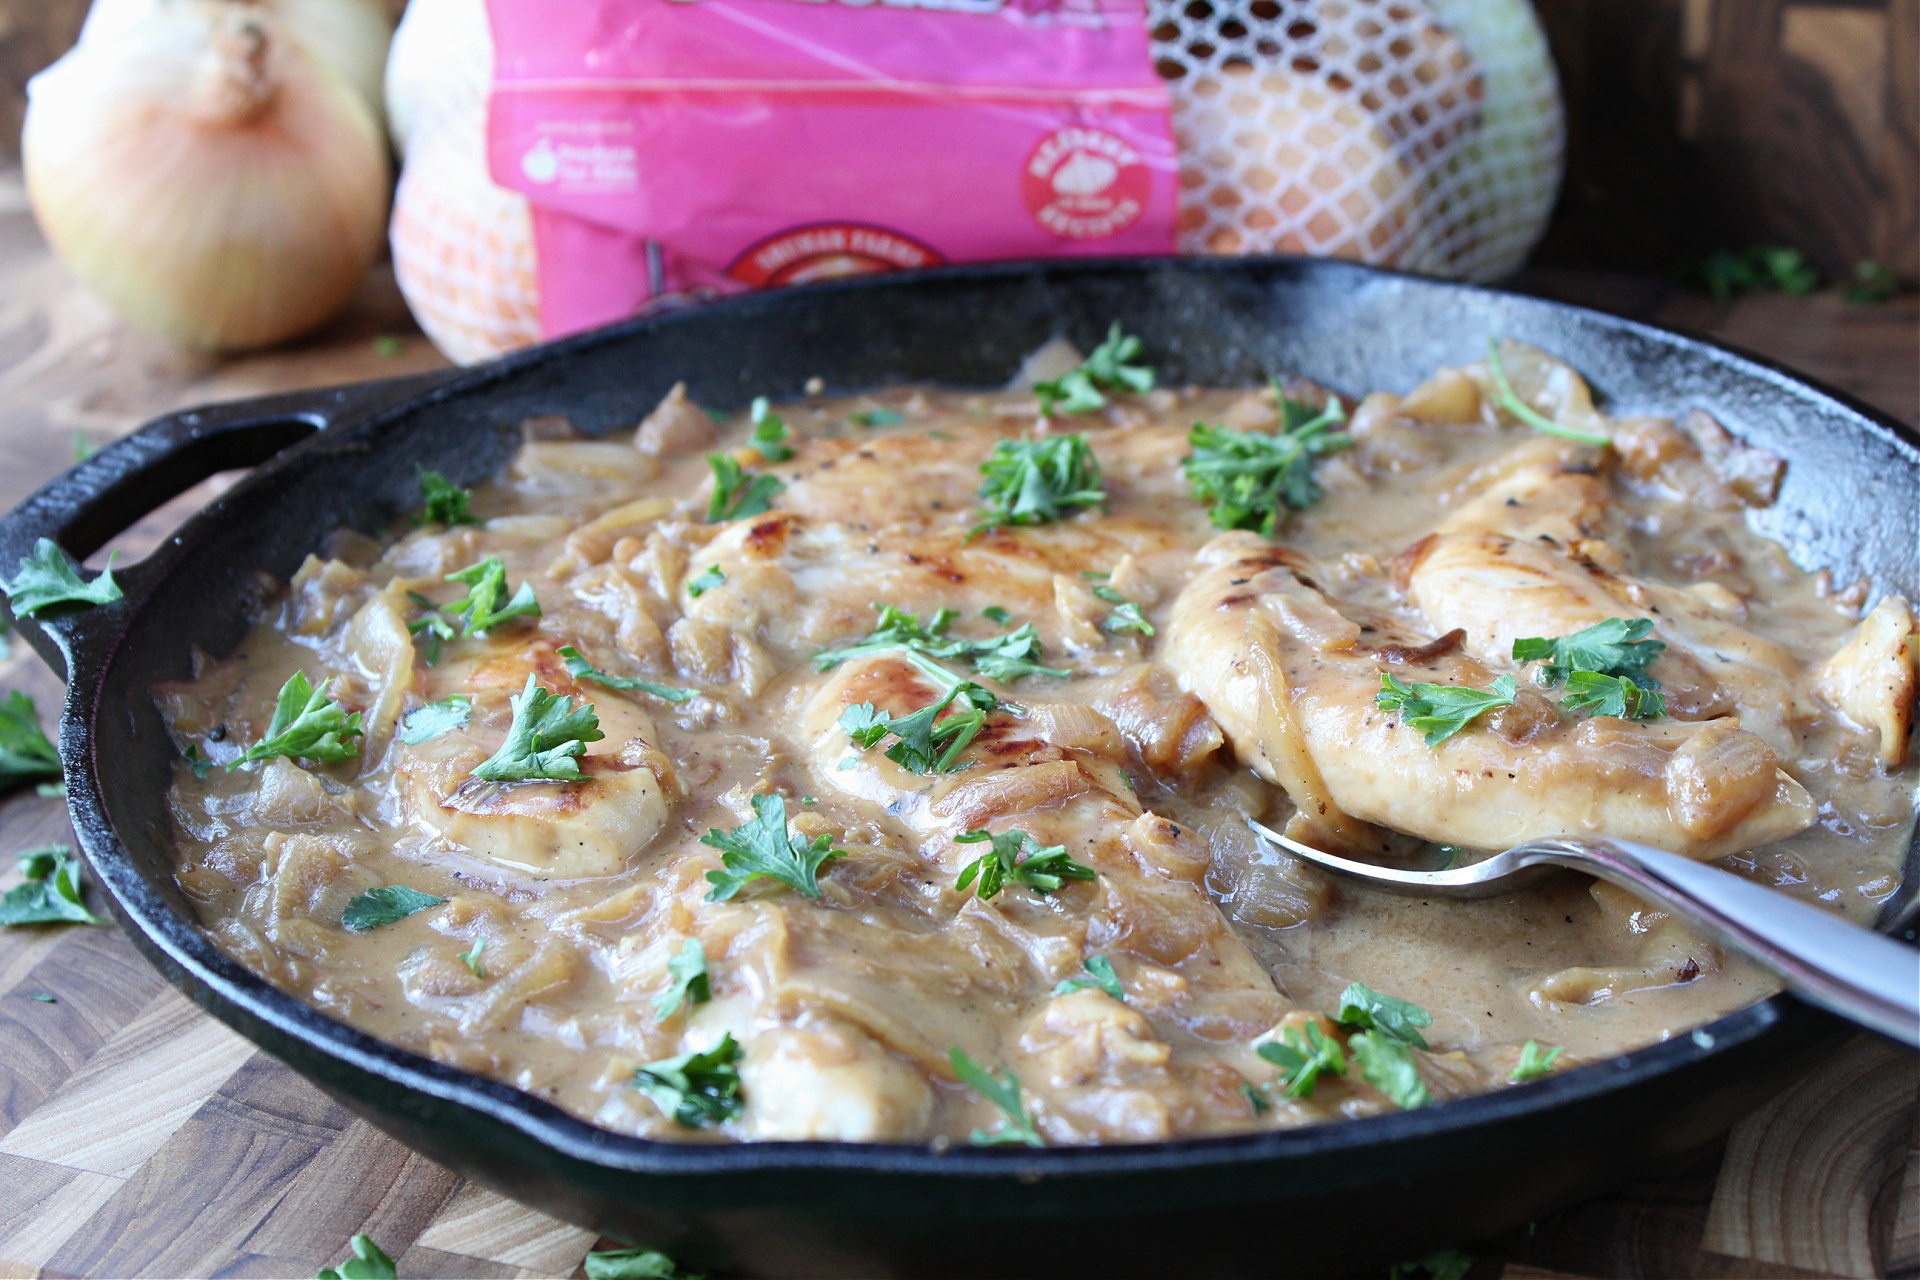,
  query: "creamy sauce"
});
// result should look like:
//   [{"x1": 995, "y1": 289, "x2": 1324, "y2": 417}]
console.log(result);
[{"x1": 158, "y1": 349, "x2": 1916, "y2": 1145}]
